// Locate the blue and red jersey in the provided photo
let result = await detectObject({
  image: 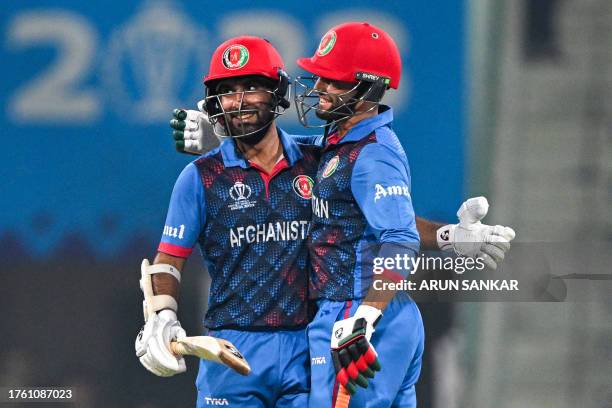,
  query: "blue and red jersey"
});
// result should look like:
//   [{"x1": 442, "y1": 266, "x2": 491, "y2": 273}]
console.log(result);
[
  {"x1": 308, "y1": 106, "x2": 420, "y2": 300},
  {"x1": 159, "y1": 129, "x2": 320, "y2": 330}
]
